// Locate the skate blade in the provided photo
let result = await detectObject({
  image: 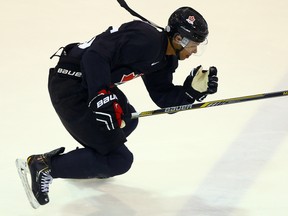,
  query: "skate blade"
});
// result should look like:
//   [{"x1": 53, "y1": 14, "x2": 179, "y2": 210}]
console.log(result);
[{"x1": 15, "y1": 158, "x2": 40, "y2": 209}]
